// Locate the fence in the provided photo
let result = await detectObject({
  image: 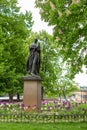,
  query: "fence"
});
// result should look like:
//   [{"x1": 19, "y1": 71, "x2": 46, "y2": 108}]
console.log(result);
[{"x1": 0, "y1": 113, "x2": 87, "y2": 123}]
